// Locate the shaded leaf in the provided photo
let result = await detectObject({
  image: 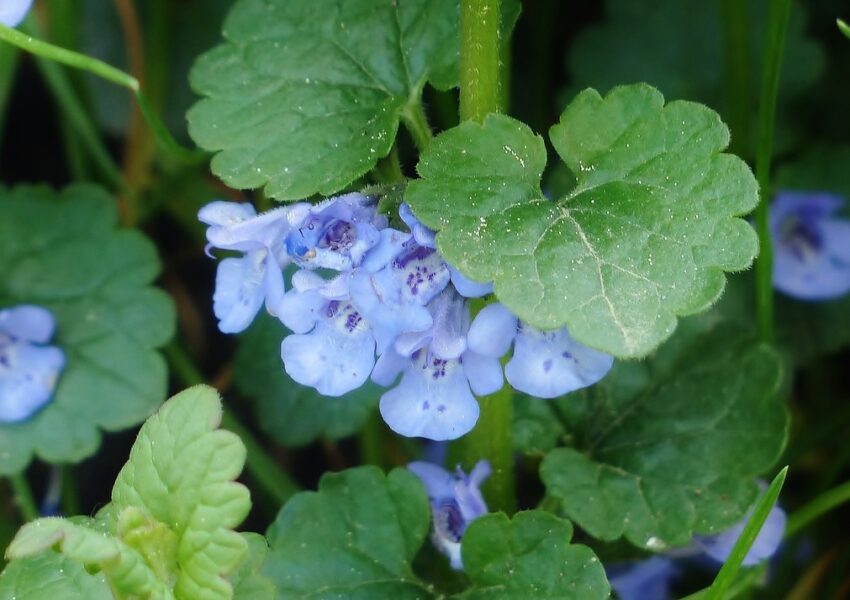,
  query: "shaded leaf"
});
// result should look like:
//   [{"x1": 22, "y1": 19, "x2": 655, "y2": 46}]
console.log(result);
[
  {"x1": 540, "y1": 323, "x2": 788, "y2": 550},
  {"x1": 0, "y1": 184, "x2": 175, "y2": 475}
]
